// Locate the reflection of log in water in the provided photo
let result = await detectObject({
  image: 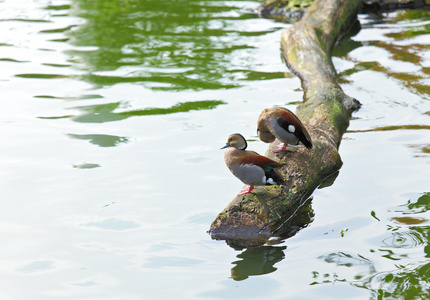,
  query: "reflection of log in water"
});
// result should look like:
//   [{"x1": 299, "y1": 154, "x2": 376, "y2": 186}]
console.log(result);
[
  {"x1": 209, "y1": 0, "x2": 362, "y2": 247},
  {"x1": 231, "y1": 245, "x2": 287, "y2": 281}
]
